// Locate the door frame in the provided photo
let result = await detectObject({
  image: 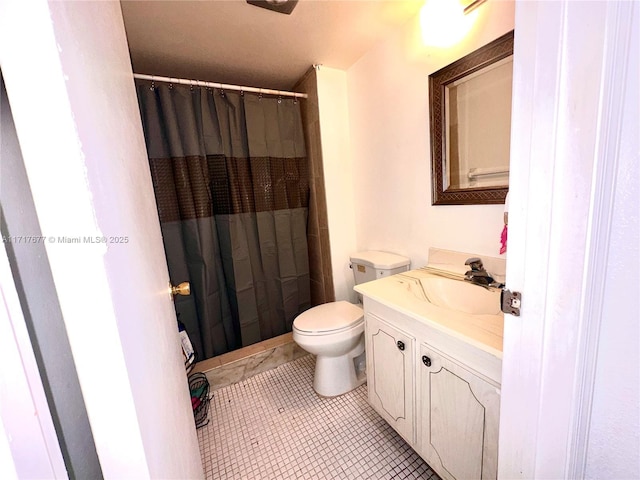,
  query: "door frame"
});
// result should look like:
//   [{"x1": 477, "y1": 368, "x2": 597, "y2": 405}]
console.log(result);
[{"x1": 0, "y1": 239, "x2": 67, "y2": 478}]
